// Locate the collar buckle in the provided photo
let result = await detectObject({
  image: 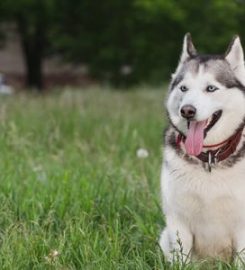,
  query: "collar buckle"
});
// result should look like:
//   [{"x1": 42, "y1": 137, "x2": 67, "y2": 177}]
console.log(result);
[{"x1": 207, "y1": 151, "x2": 212, "y2": 172}]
